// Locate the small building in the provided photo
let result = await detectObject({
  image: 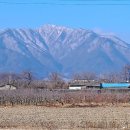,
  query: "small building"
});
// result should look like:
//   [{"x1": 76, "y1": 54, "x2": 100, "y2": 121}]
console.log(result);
[
  {"x1": 69, "y1": 85, "x2": 86, "y2": 90},
  {"x1": 68, "y1": 79, "x2": 100, "y2": 90},
  {"x1": 0, "y1": 84, "x2": 17, "y2": 90}
]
